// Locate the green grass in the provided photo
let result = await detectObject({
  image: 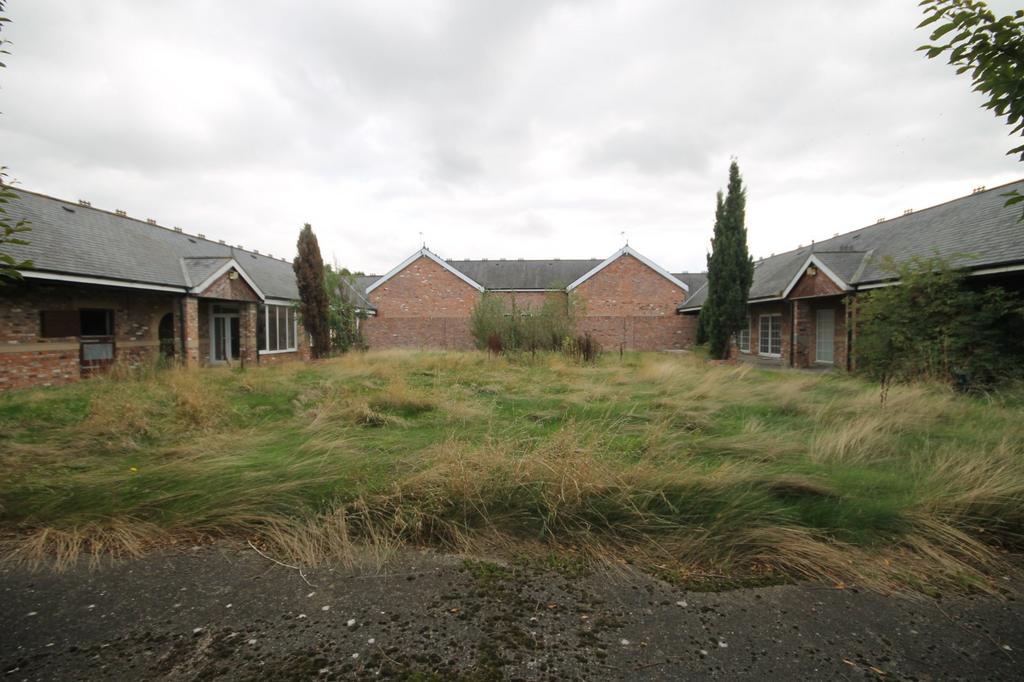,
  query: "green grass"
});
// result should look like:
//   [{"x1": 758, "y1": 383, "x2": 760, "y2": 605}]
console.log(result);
[{"x1": 1, "y1": 350, "x2": 1023, "y2": 593}]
